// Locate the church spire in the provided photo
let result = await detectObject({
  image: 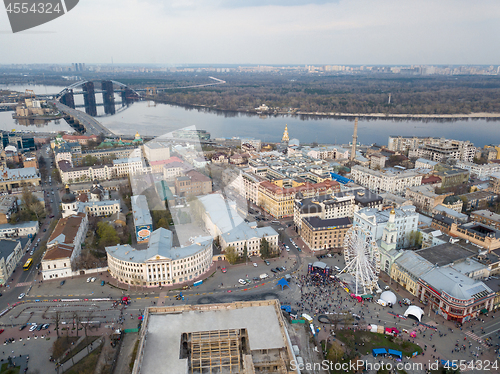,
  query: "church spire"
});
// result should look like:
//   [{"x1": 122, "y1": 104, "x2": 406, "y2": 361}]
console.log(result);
[{"x1": 282, "y1": 124, "x2": 289, "y2": 143}]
